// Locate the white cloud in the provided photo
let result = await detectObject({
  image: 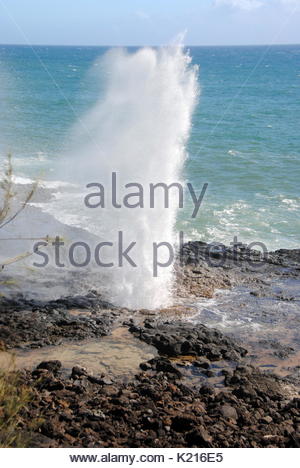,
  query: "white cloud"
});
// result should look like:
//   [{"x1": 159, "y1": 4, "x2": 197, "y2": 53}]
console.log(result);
[
  {"x1": 279, "y1": 0, "x2": 300, "y2": 7},
  {"x1": 214, "y1": 0, "x2": 263, "y2": 10},
  {"x1": 135, "y1": 10, "x2": 150, "y2": 21},
  {"x1": 214, "y1": 0, "x2": 300, "y2": 10}
]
